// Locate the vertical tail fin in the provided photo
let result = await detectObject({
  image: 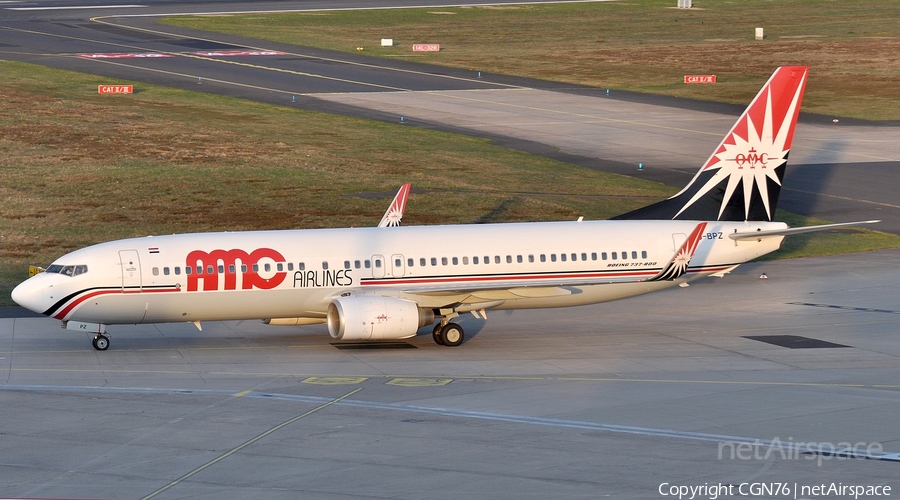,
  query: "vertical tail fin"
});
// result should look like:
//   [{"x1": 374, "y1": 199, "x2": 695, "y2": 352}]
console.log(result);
[{"x1": 615, "y1": 66, "x2": 809, "y2": 222}]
